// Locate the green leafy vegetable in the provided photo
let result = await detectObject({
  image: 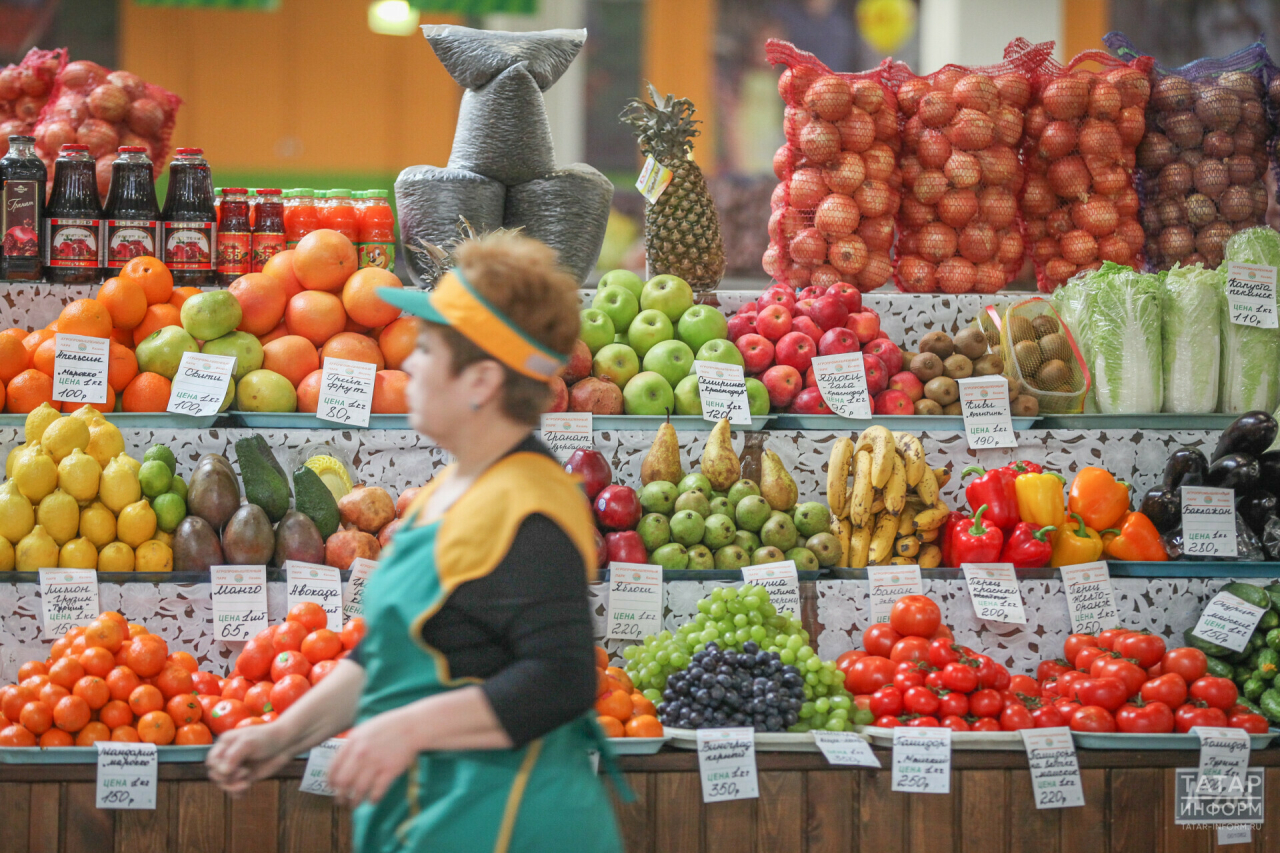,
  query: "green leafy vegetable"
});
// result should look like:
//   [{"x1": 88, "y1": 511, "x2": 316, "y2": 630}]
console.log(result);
[
  {"x1": 1161, "y1": 262, "x2": 1222, "y2": 413},
  {"x1": 1050, "y1": 275, "x2": 1097, "y2": 412},
  {"x1": 1220, "y1": 227, "x2": 1280, "y2": 413},
  {"x1": 1082, "y1": 262, "x2": 1163, "y2": 414}
]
